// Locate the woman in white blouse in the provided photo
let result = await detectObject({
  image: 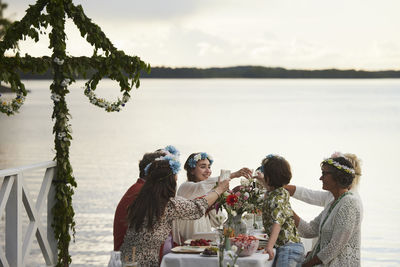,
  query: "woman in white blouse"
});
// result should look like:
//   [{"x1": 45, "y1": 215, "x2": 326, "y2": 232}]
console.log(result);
[
  {"x1": 293, "y1": 155, "x2": 362, "y2": 266},
  {"x1": 175, "y1": 152, "x2": 252, "y2": 243}
]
